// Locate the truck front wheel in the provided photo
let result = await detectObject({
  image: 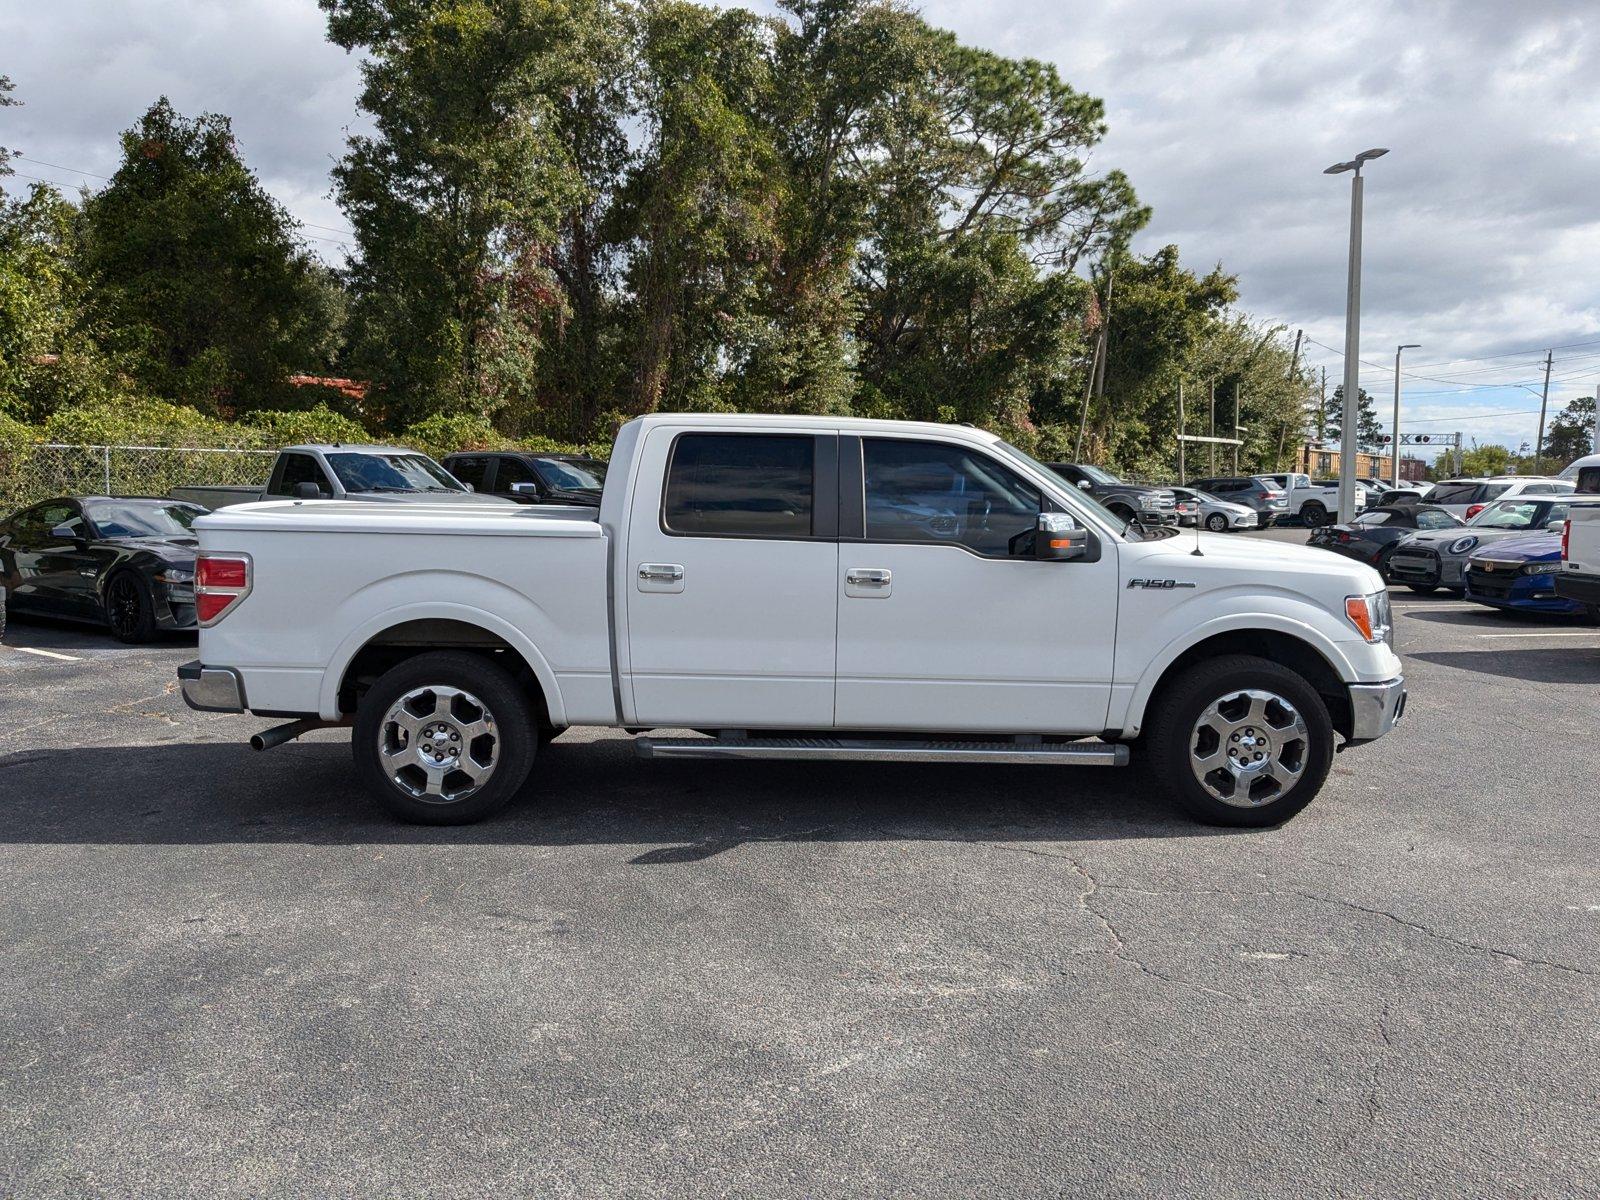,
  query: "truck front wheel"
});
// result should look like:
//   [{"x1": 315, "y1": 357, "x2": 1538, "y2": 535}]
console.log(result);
[
  {"x1": 1145, "y1": 655, "x2": 1334, "y2": 827},
  {"x1": 353, "y1": 650, "x2": 536, "y2": 825}
]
